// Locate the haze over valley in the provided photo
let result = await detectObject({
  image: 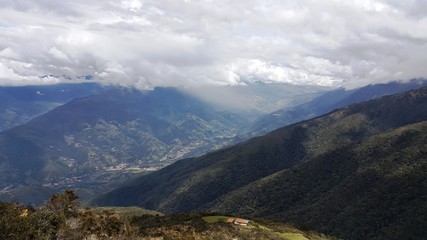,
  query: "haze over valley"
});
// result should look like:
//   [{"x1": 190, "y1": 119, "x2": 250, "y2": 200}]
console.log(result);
[{"x1": 1, "y1": 1, "x2": 427, "y2": 239}]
